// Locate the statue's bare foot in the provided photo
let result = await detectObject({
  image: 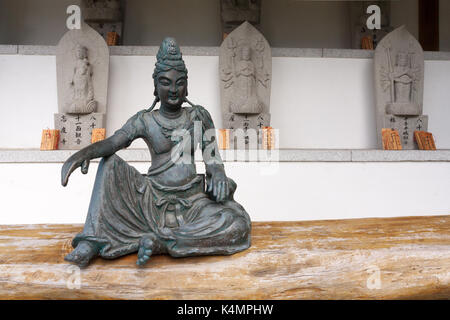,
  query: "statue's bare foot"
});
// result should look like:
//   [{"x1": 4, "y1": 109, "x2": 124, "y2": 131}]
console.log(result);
[
  {"x1": 65, "y1": 241, "x2": 98, "y2": 268},
  {"x1": 136, "y1": 235, "x2": 156, "y2": 266}
]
